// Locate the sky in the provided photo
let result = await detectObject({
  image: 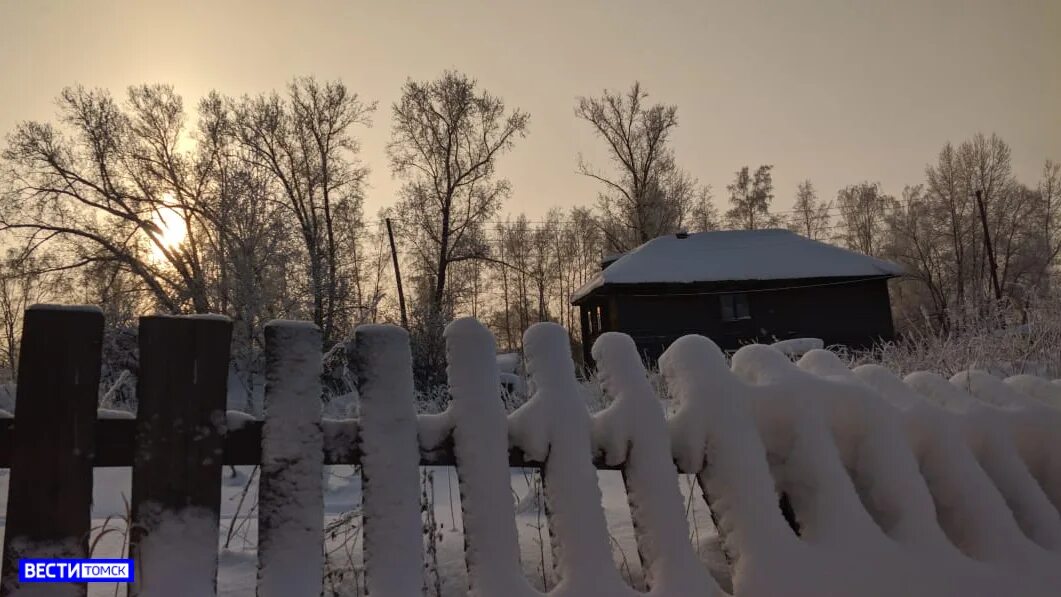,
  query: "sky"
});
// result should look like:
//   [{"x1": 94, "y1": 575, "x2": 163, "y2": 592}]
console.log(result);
[{"x1": 1, "y1": 0, "x2": 1058, "y2": 222}]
